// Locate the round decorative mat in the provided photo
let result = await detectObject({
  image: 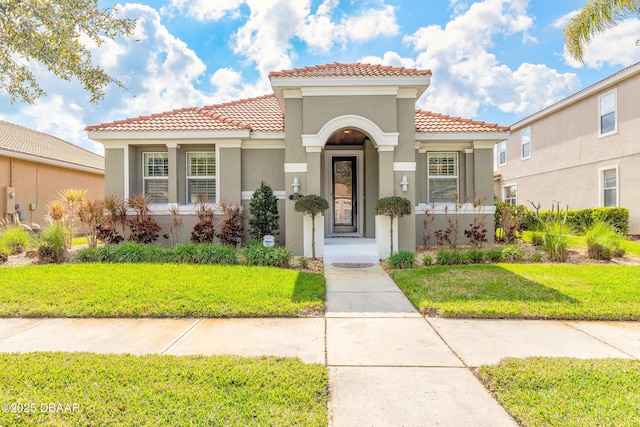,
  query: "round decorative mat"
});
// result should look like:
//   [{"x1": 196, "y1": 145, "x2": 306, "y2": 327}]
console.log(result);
[{"x1": 331, "y1": 263, "x2": 375, "y2": 268}]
